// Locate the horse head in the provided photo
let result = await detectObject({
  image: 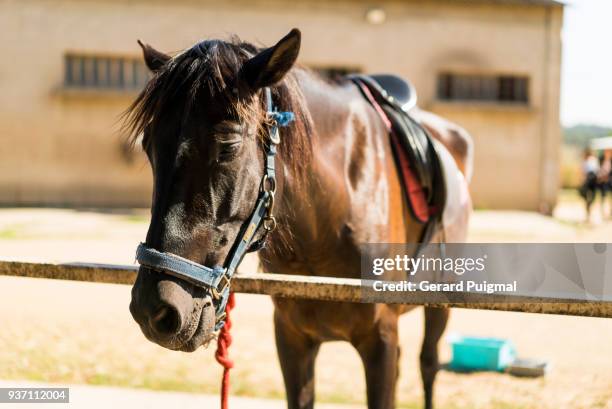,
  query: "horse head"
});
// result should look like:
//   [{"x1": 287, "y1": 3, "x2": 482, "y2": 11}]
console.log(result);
[{"x1": 126, "y1": 29, "x2": 301, "y2": 351}]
